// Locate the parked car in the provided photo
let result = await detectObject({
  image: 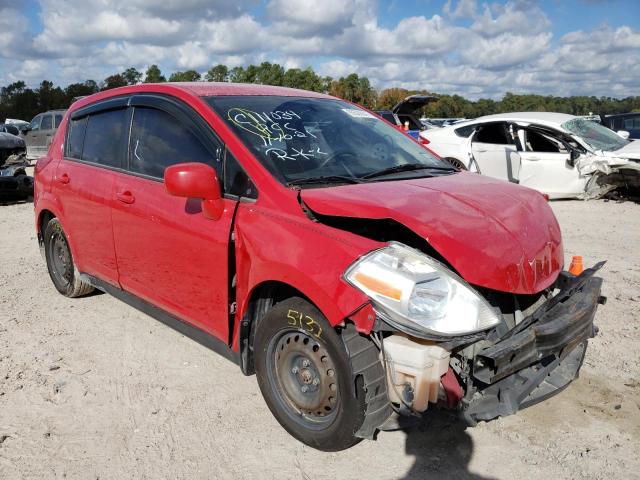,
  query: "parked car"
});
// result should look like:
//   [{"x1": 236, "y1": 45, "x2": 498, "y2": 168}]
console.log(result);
[
  {"x1": 20, "y1": 109, "x2": 66, "y2": 159},
  {"x1": 375, "y1": 94, "x2": 437, "y2": 139},
  {"x1": 1, "y1": 123, "x2": 21, "y2": 136},
  {"x1": 600, "y1": 113, "x2": 640, "y2": 140},
  {"x1": 0, "y1": 131, "x2": 32, "y2": 199},
  {"x1": 35, "y1": 84, "x2": 605, "y2": 451},
  {"x1": 420, "y1": 112, "x2": 640, "y2": 199}
]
